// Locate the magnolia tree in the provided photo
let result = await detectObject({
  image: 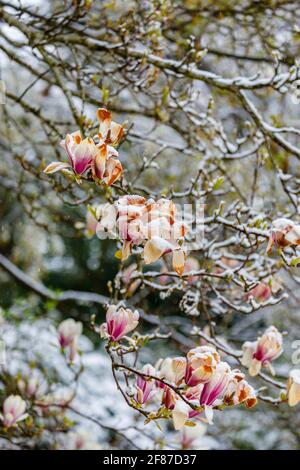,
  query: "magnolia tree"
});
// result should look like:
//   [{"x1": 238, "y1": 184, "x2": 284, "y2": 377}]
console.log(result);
[{"x1": 1, "y1": 0, "x2": 300, "y2": 450}]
